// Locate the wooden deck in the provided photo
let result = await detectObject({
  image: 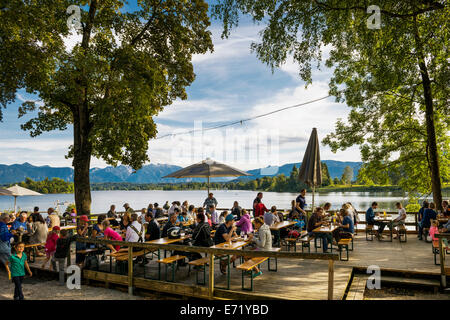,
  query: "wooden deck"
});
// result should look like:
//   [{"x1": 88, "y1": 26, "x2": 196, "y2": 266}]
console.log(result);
[{"x1": 26, "y1": 233, "x2": 445, "y2": 300}]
